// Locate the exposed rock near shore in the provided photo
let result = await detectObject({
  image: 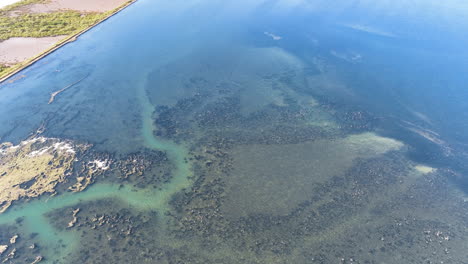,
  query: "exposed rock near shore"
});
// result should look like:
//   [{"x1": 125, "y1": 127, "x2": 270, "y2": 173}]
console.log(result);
[
  {"x1": 0, "y1": 137, "x2": 90, "y2": 213},
  {"x1": 31, "y1": 255, "x2": 43, "y2": 264},
  {"x1": 67, "y1": 208, "x2": 80, "y2": 228},
  {"x1": 9, "y1": 235, "x2": 18, "y2": 244},
  {"x1": 0, "y1": 245, "x2": 7, "y2": 256}
]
